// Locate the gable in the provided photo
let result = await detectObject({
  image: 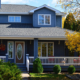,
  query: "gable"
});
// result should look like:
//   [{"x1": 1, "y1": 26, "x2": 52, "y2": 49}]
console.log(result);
[
  {"x1": 29, "y1": 4, "x2": 64, "y2": 16},
  {"x1": 34, "y1": 7, "x2": 55, "y2": 14}
]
